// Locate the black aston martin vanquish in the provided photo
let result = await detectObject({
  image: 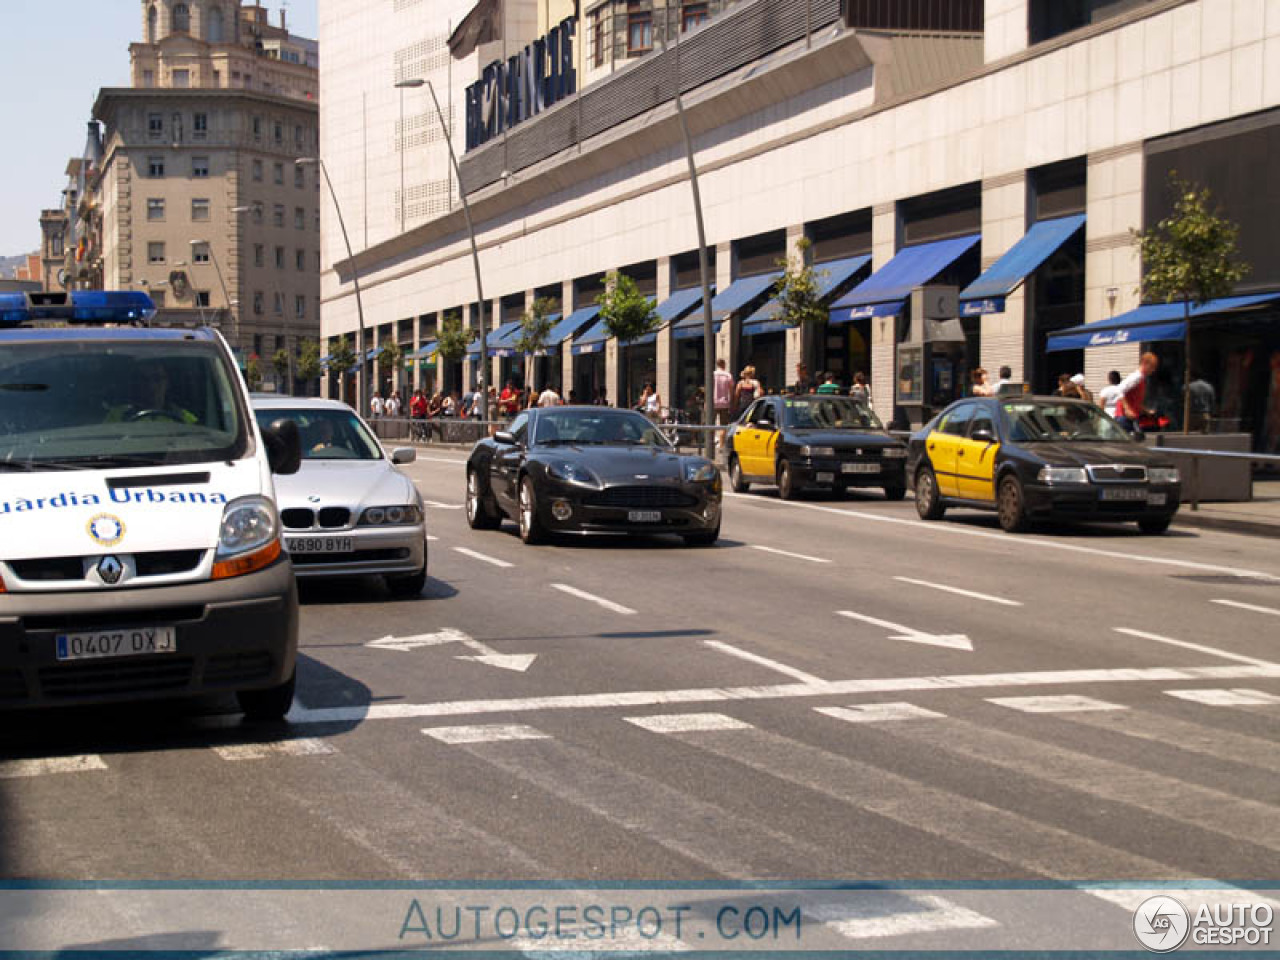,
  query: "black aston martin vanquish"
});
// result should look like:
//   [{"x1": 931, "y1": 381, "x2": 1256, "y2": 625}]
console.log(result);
[{"x1": 465, "y1": 407, "x2": 722, "y2": 546}]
